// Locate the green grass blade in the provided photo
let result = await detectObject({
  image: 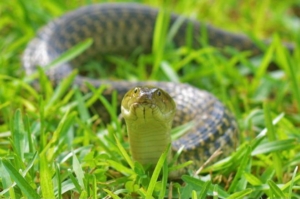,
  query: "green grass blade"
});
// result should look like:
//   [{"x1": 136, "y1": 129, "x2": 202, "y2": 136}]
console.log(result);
[
  {"x1": 228, "y1": 145, "x2": 251, "y2": 193},
  {"x1": 11, "y1": 109, "x2": 26, "y2": 161},
  {"x1": 0, "y1": 152, "x2": 38, "y2": 196},
  {"x1": 158, "y1": 159, "x2": 168, "y2": 199},
  {"x1": 263, "y1": 102, "x2": 283, "y2": 182},
  {"x1": 68, "y1": 169, "x2": 82, "y2": 192},
  {"x1": 103, "y1": 188, "x2": 121, "y2": 199},
  {"x1": 182, "y1": 175, "x2": 229, "y2": 198},
  {"x1": 92, "y1": 174, "x2": 97, "y2": 199},
  {"x1": 55, "y1": 163, "x2": 62, "y2": 199},
  {"x1": 268, "y1": 180, "x2": 286, "y2": 198},
  {"x1": 227, "y1": 188, "x2": 253, "y2": 199},
  {"x1": 256, "y1": 112, "x2": 285, "y2": 138},
  {"x1": 171, "y1": 121, "x2": 194, "y2": 140},
  {"x1": 40, "y1": 154, "x2": 55, "y2": 198},
  {"x1": 288, "y1": 166, "x2": 298, "y2": 199},
  {"x1": 244, "y1": 172, "x2": 263, "y2": 186},
  {"x1": 88, "y1": 84, "x2": 122, "y2": 135},
  {"x1": 151, "y1": 7, "x2": 170, "y2": 78},
  {"x1": 44, "y1": 70, "x2": 77, "y2": 114},
  {"x1": 198, "y1": 181, "x2": 211, "y2": 199},
  {"x1": 106, "y1": 160, "x2": 135, "y2": 176},
  {"x1": 114, "y1": 135, "x2": 134, "y2": 170},
  {"x1": 146, "y1": 144, "x2": 170, "y2": 198},
  {"x1": 74, "y1": 86, "x2": 91, "y2": 146},
  {"x1": 213, "y1": 184, "x2": 219, "y2": 199},
  {"x1": 74, "y1": 86, "x2": 90, "y2": 122},
  {"x1": 79, "y1": 190, "x2": 88, "y2": 199},
  {"x1": 72, "y1": 152, "x2": 85, "y2": 189},
  {"x1": 274, "y1": 35, "x2": 300, "y2": 111},
  {"x1": 0, "y1": 160, "x2": 15, "y2": 198},
  {"x1": 160, "y1": 61, "x2": 180, "y2": 82},
  {"x1": 250, "y1": 42, "x2": 274, "y2": 93},
  {"x1": 24, "y1": 114, "x2": 35, "y2": 155},
  {"x1": 40, "y1": 108, "x2": 73, "y2": 158},
  {"x1": 2, "y1": 159, "x2": 39, "y2": 198},
  {"x1": 252, "y1": 139, "x2": 297, "y2": 155}
]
